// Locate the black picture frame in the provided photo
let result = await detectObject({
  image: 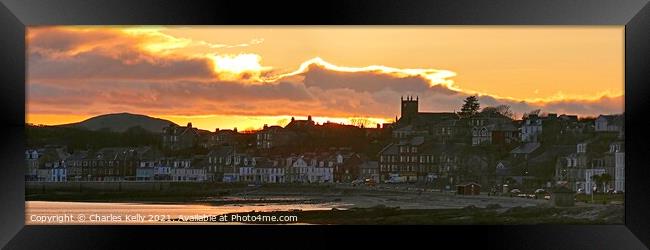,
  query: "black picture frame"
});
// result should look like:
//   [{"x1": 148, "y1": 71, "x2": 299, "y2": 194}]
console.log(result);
[{"x1": 1, "y1": 0, "x2": 649, "y2": 248}]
